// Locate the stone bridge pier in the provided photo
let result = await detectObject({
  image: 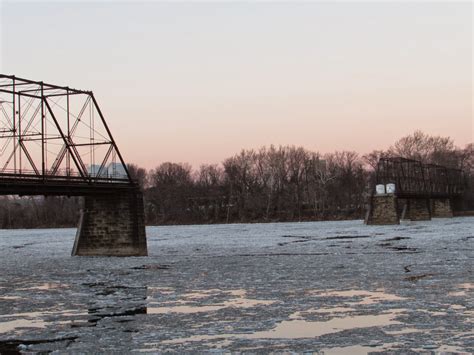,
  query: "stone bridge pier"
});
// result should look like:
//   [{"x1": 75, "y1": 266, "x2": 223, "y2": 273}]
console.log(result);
[
  {"x1": 400, "y1": 199, "x2": 431, "y2": 221},
  {"x1": 72, "y1": 188, "x2": 148, "y2": 256},
  {"x1": 366, "y1": 195, "x2": 455, "y2": 225},
  {"x1": 365, "y1": 195, "x2": 400, "y2": 225},
  {"x1": 430, "y1": 198, "x2": 453, "y2": 218}
]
